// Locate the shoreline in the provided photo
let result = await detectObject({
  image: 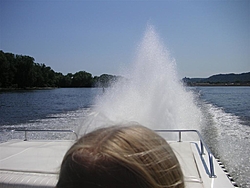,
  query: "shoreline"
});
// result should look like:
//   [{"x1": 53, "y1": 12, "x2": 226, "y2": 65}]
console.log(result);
[
  {"x1": 1, "y1": 83, "x2": 250, "y2": 92},
  {"x1": 184, "y1": 83, "x2": 250, "y2": 87},
  {"x1": 0, "y1": 87, "x2": 57, "y2": 92}
]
